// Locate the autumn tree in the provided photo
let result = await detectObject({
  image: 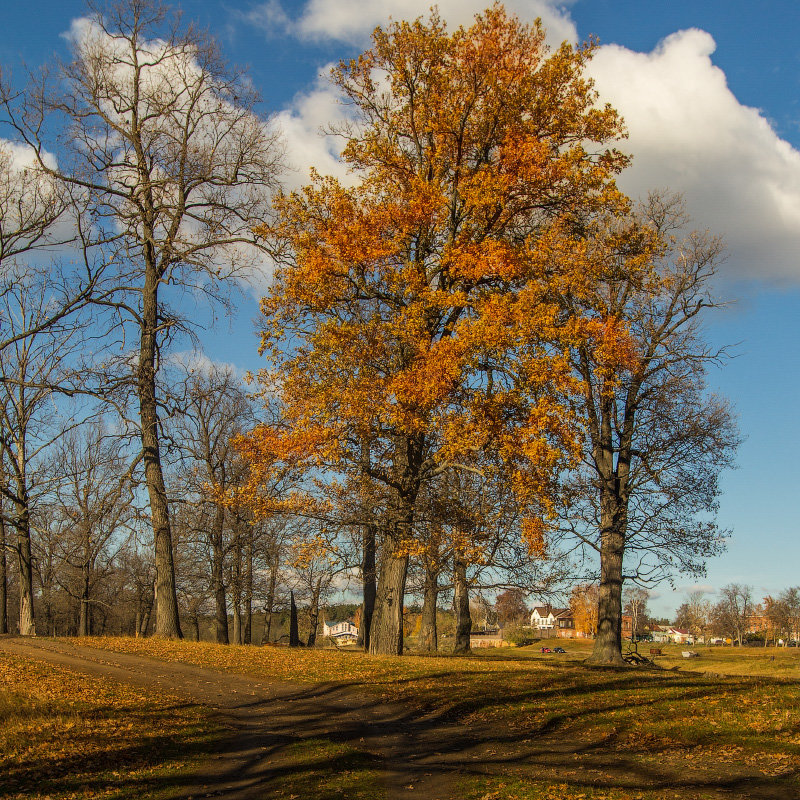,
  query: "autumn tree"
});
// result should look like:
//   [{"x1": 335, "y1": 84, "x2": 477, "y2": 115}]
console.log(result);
[
  {"x1": 4, "y1": 0, "x2": 283, "y2": 637},
  {"x1": 570, "y1": 583, "x2": 599, "y2": 638},
  {"x1": 250, "y1": 6, "x2": 630, "y2": 655},
  {"x1": 555, "y1": 194, "x2": 739, "y2": 665}
]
